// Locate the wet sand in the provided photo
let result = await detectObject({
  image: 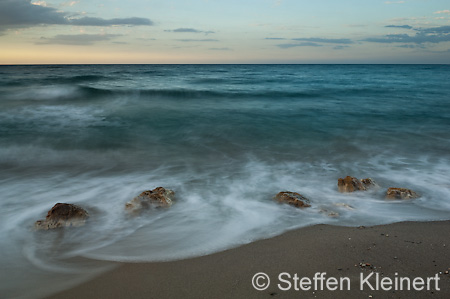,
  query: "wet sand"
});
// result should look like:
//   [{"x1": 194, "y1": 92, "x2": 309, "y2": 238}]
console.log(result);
[{"x1": 48, "y1": 220, "x2": 450, "y2": 298}]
